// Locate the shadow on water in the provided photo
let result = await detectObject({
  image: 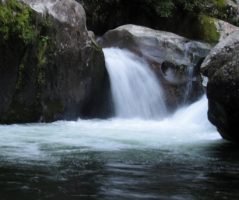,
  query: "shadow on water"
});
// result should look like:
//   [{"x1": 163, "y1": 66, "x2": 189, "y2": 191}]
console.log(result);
[
  {"x1": 197, "y1": 142, "x2": 239, "y2": 200},
  {"x1": 1, "y1": 141, "x2": 239, "y2": 200},
  {"x1": 0, "y1": 151, "x2": 105, "y2": 200}
]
